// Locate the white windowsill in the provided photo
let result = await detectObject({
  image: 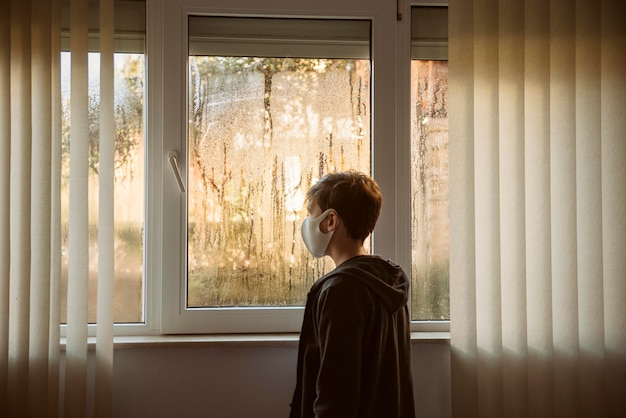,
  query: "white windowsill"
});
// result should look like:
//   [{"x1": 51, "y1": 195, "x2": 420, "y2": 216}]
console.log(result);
[{"x1": 61, "y1": 332, "x2": 450, "y2": 350}]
